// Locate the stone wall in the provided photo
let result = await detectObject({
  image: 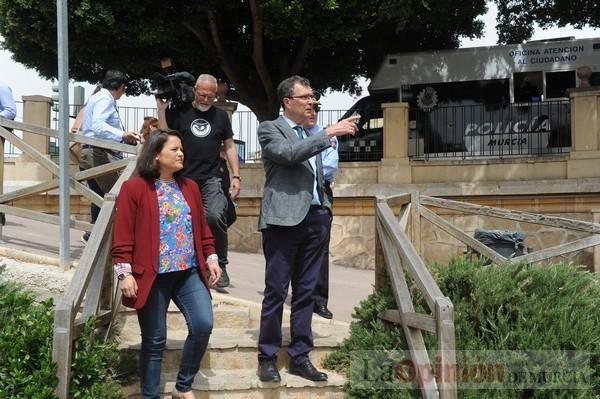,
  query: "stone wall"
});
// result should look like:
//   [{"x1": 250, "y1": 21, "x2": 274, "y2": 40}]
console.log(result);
[
  {"x1": 228, "y1": 197, "x2": 378, "y2": 269},
  {"x1": 227, "y1": 192, "x2": 600, "y2": 271},
  {"x1": 6, "y1": 192, "x2": 92, "y2": 218},
  {"x1": 421, "y1": 212, "x2": 593, "y2": 269}
]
